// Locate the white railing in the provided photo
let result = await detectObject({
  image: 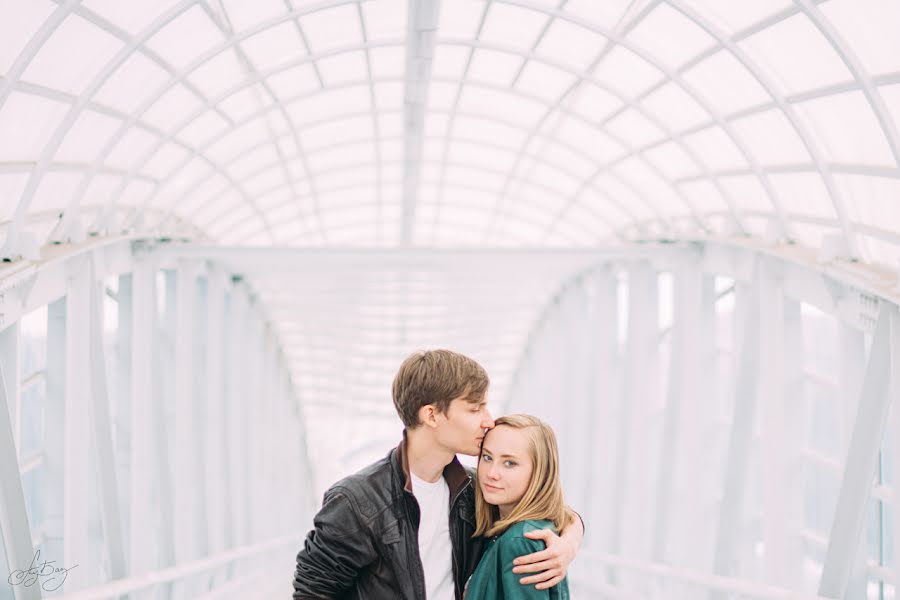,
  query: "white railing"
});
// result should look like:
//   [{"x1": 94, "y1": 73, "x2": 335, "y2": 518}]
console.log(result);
[
  {"x1": 53, "y1": 534, "x2": 303, "y2": 600},
  {"x1": 570, "y1": 551, "x2": 838, "y2": 600}
]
